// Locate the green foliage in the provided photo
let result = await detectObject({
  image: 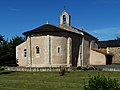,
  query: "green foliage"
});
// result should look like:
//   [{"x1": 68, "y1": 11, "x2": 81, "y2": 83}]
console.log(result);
[
  {"x1": 0, "y1": 34, "x2": 25, "y2": 66},
  {"x1": 76, "y1": 66, "x2": 82, "y2": 70},
  {"x1": 0, "y1": 71, "x2": 120, "y2": 90},
  {"x1": 0, "y1": 67, "x2": 4, "y2": 71},
  {"x1": 76, "y1": 66, "x2": 97, "y2": 70},
  {"x1": 84, "y1": 73, "x2": 120, "y2": 90},
  {"x1": 59, "y1": 68, "x2": 66, "y2": 76},
  {"x1": 0, "y1": 34, "x2": 4, "y2": 45}
]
